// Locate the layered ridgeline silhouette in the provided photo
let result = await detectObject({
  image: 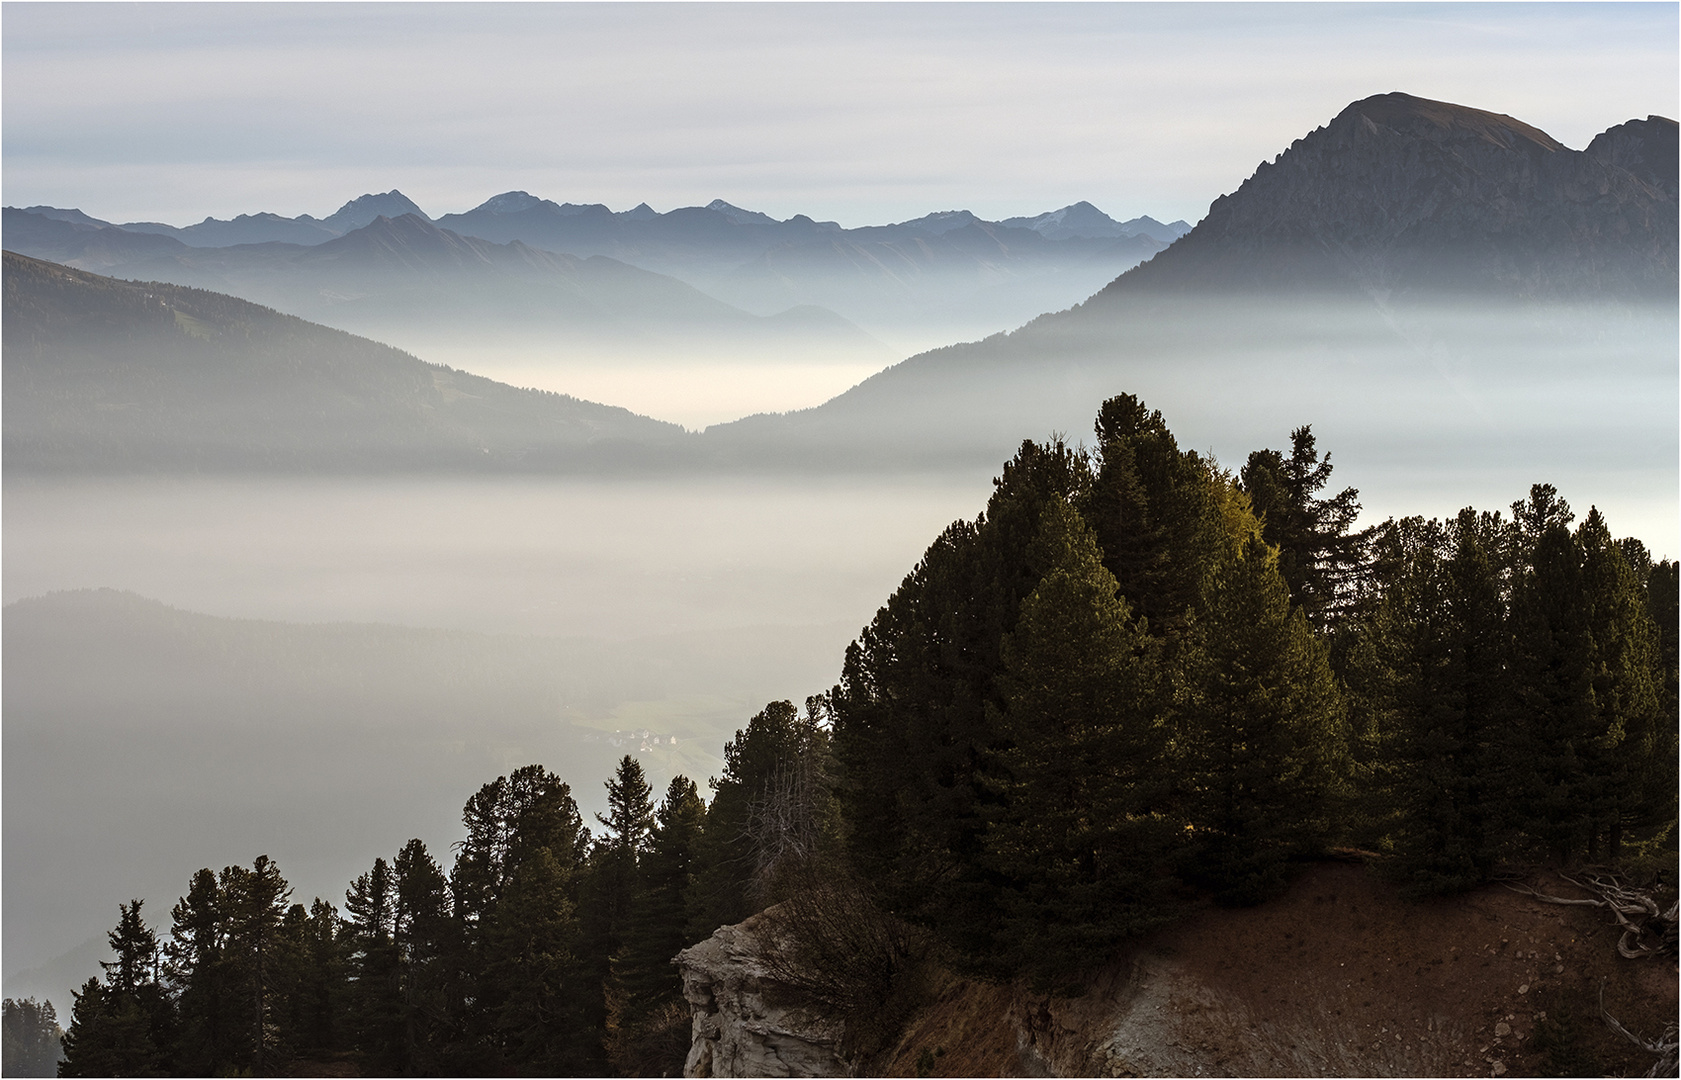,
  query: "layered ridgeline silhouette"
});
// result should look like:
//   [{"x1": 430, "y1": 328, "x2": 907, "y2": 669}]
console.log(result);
[
  {"x1": 1, "y1": 252, "x2": 692, "y2": 471},
  {"x1": 4, "y1": 93, "x2": 1675, "y2": 474},
  {"x1": 705, "y1": 93, "x2": 1678, "y2": 470},
  {"x1": 3, "y1": 194, "x2": 1178, "y2": 361},
  {"x1": 0, "y1": 208, "x2": 894, "y2": 376}
]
